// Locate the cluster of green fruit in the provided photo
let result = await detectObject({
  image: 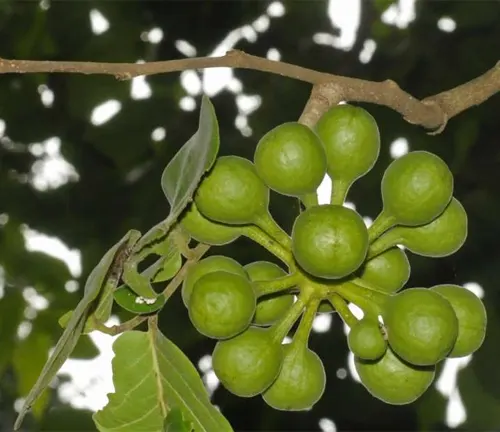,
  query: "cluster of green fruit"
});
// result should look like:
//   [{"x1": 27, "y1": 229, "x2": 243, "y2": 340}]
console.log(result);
[{"x1": 177, "y1": 104, "x2": 487, "y2": 409}]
